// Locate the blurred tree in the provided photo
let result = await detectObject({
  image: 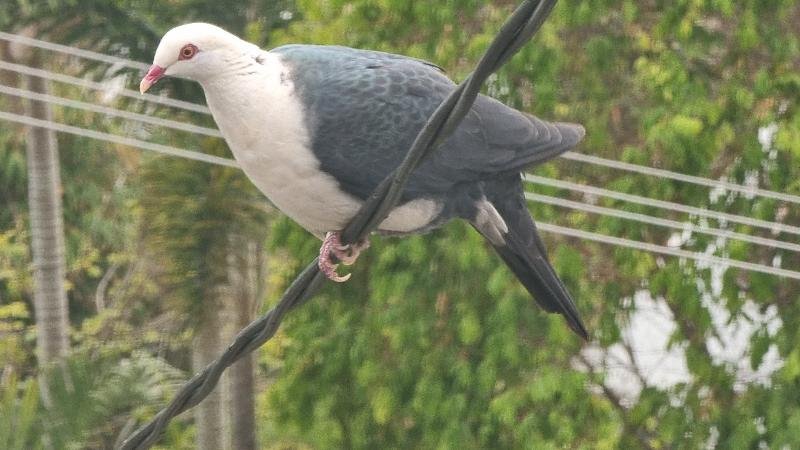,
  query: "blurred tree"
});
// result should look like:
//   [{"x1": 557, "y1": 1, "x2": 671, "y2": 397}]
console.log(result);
[
  {"x1": 0, "y1": 0, "x2": 798, "y2": 449},
  {"x1": 221, "y1": 237, "x2": 264, "y2": 450},
  {"x1": 7, "y1": 39, "x2": 71, "y2": 450},
  {"x1": 20, "y1": 64, "x2": 70, "y2": 361},
  {"x1": 138, "y1": 124, "x2": 268, "y2": 450},
  {"x1": 257, "y1": 0, "x2": 800, "y2": 448},
  {"x1": 1, "y1": 1, "x2": 277, "y2": 448}
]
